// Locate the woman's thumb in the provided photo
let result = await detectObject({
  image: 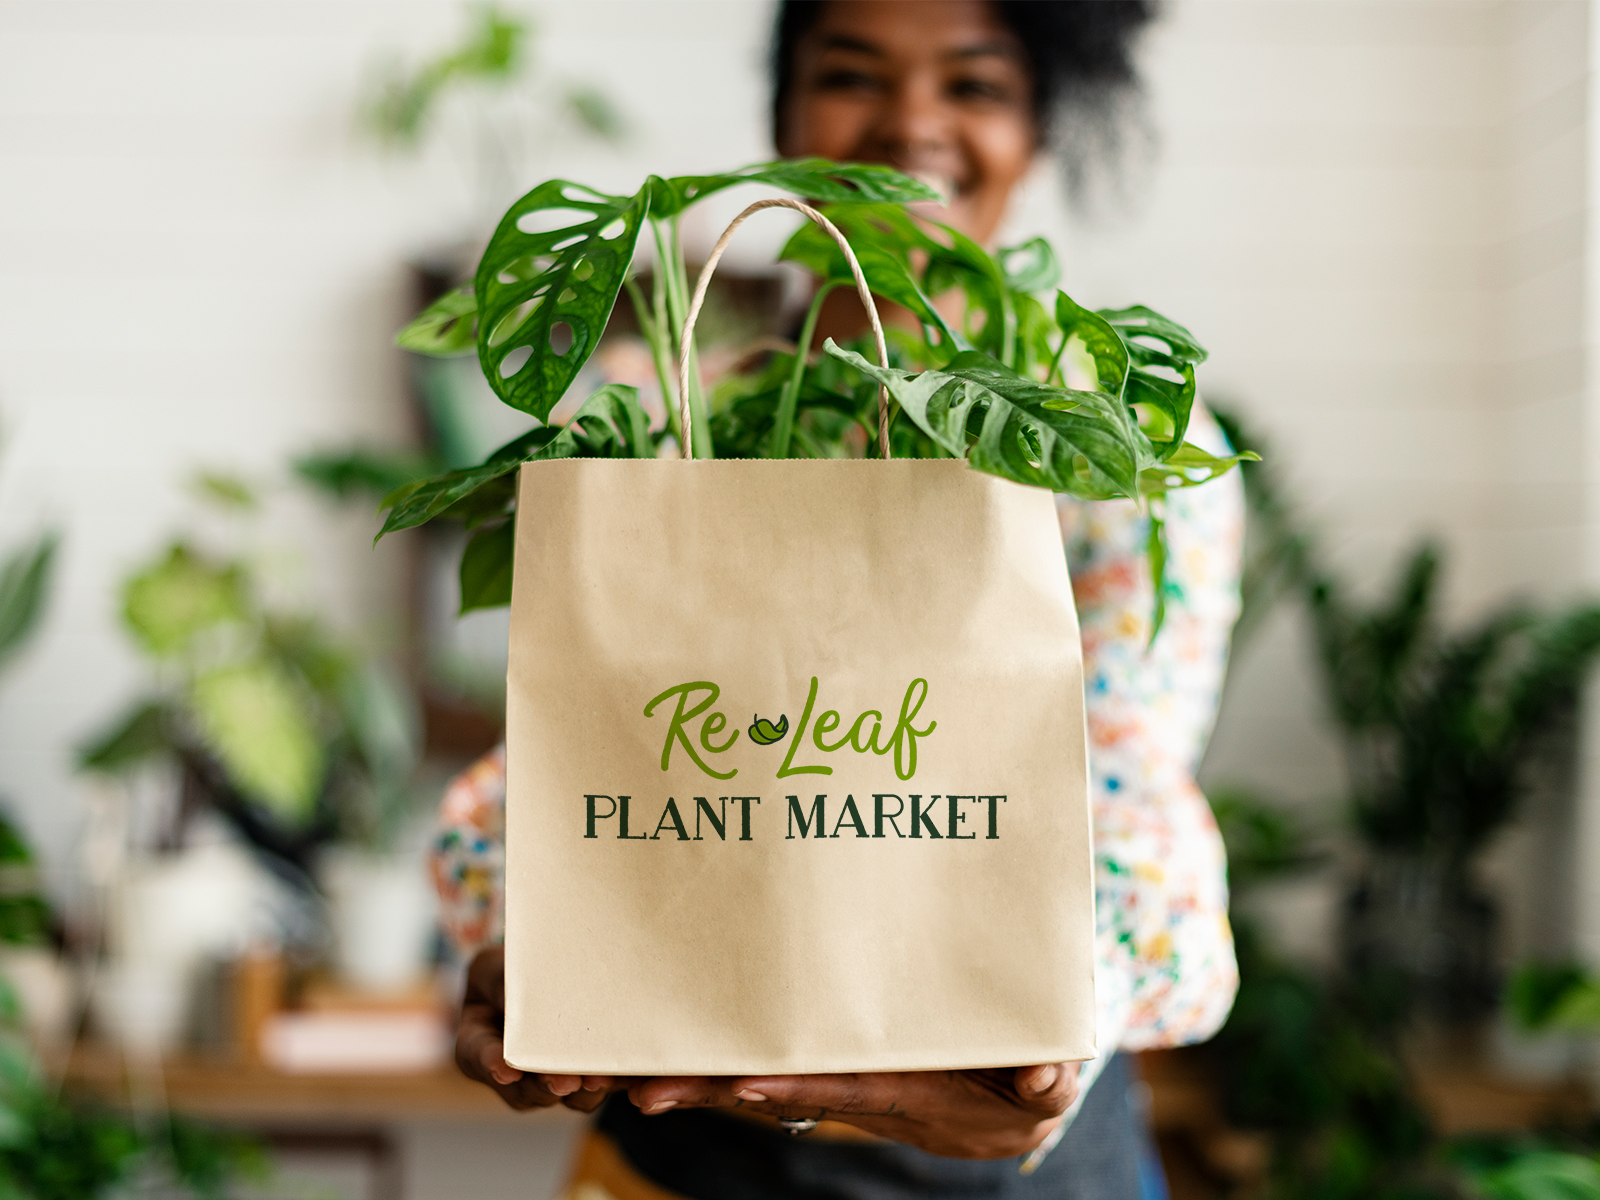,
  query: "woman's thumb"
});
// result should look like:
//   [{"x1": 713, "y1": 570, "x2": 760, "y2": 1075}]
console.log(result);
[{"x1": 1015, "y1": 1063, "x2": 1075, "y2": 1114}]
